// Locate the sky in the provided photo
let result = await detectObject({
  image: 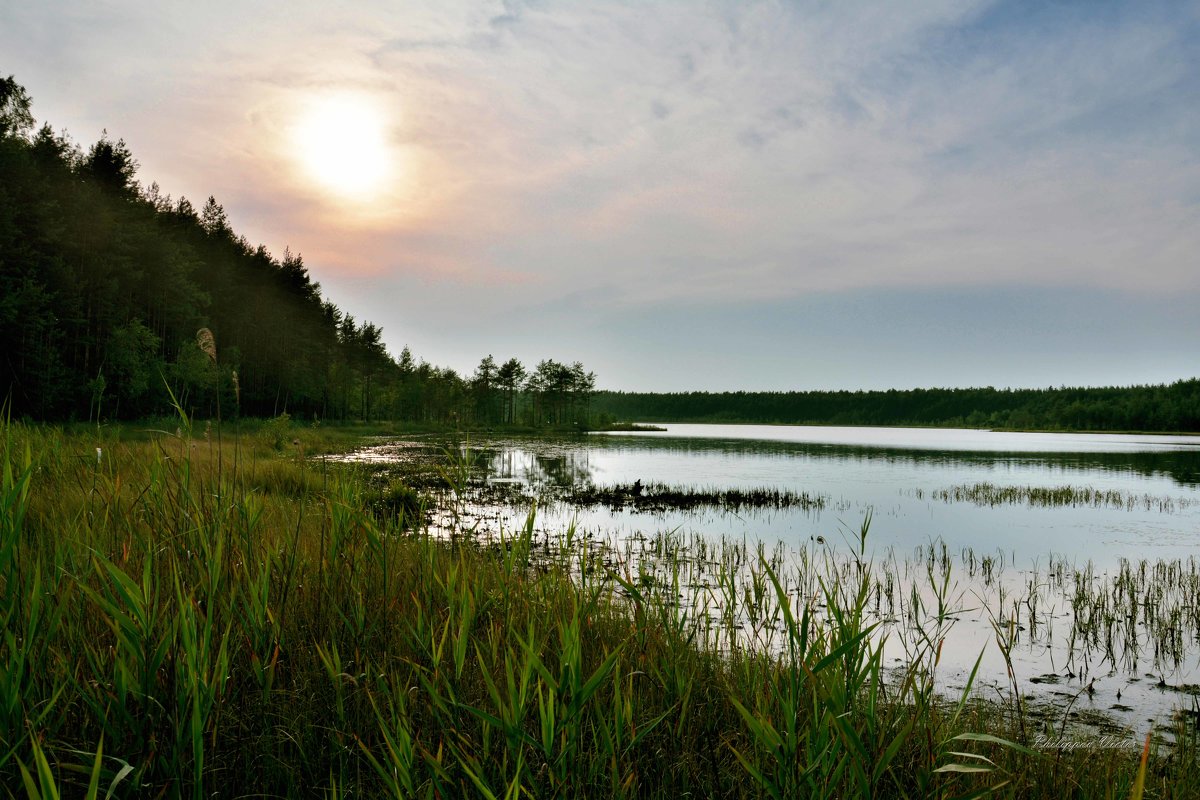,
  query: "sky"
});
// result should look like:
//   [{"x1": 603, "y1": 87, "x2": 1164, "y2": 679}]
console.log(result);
[{"x1": 2, "y1": 0, "x2": 1198, "y2": 392}]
